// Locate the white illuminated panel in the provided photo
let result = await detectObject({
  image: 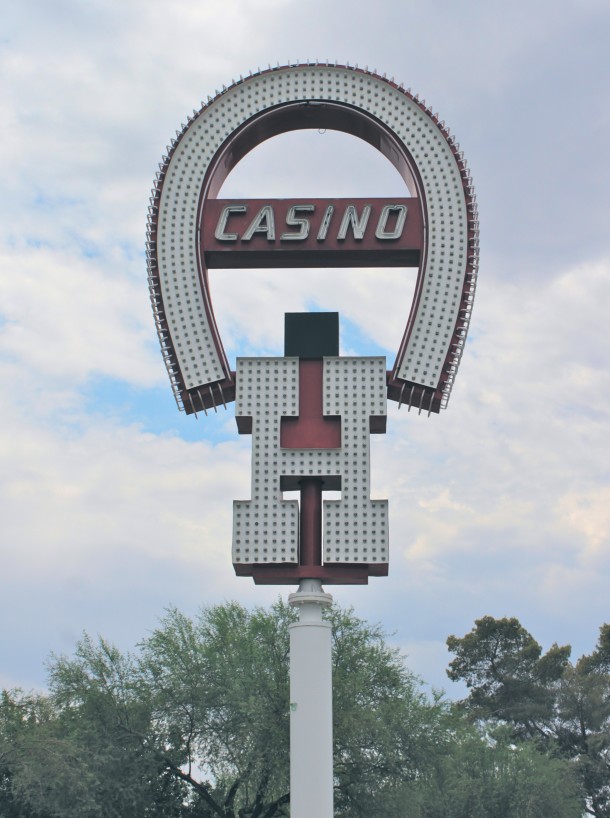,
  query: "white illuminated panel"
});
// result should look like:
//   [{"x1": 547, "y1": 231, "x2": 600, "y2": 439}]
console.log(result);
[
  {"x1": 322, "y1": 356, "x2": 388, "y2": 564},
  {"x1": 232, "y1": 356, "x2": 388, "y2": 565},
  {"x1": 150, "y1": 64, "x2": 477, "y2": 408},
  {"x1": 233, "y1": 357, "x2": 300, "y2": 565}
]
